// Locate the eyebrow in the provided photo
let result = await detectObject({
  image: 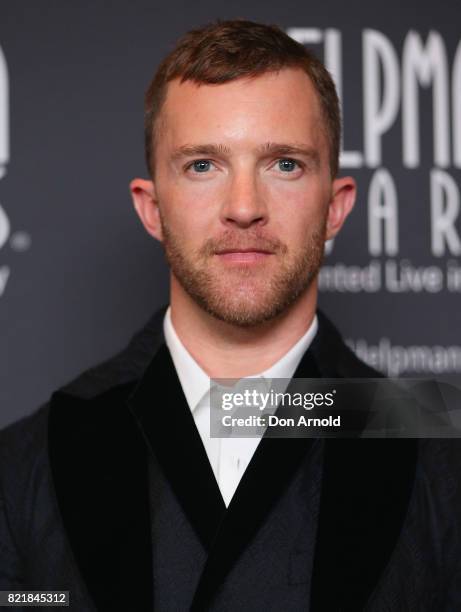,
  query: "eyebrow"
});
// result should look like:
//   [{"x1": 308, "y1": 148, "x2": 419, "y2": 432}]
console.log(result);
[
  {"x1": 260, "y1": 142, "x2": 321, "y2": 167},
  {"x1": 170, "y1": 142, "x2": 321, "y2": 167},
  {"x1": 171, "y1": 143, "x2": 231, "y2": 161}
]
